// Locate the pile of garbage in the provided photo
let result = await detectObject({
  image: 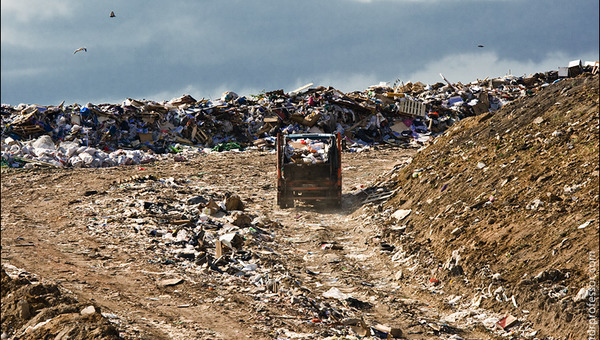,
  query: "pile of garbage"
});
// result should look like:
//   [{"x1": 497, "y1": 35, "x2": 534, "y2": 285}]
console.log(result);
[
  {"x1": 284, "y1": 136, "x2": 332, "y2": 165},
  {"x1": 2, "y1": 61, "x2": 597, "y2": 168}
]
